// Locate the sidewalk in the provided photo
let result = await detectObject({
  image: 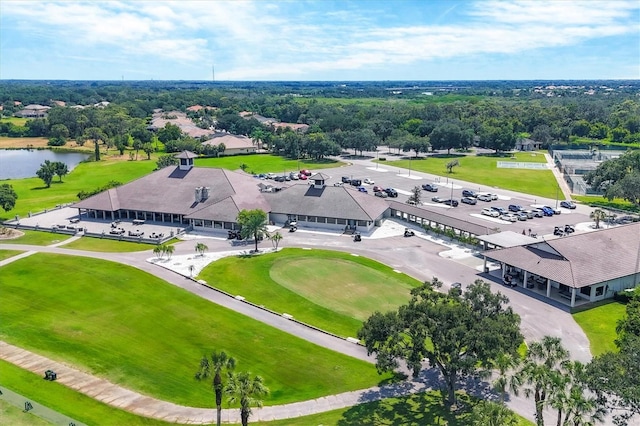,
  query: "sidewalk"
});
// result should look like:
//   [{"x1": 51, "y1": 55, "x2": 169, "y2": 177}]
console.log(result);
[{"x1": 544, "y1": 153, "x2": 573, "y2": 200}]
